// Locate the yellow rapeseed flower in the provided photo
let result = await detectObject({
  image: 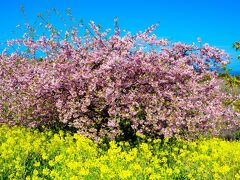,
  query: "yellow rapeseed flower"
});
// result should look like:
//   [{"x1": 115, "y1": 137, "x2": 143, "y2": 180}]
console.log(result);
[
  {"x1": 119, "y1": 170, "x2": 132, "y2": 179},
  {"x1": 33, "y1": 161, "x2": 40, "y2": 167},
  {"x1": 42, "y1": 168, "x2": 50, "y2": 175}
]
